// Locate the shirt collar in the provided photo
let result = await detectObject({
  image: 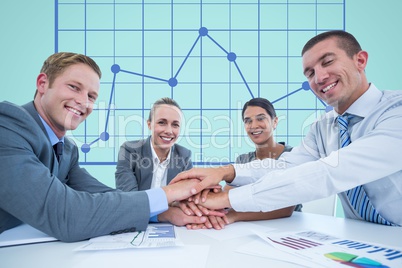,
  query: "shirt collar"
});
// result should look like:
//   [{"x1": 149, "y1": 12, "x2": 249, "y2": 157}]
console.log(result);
[
  {"x1": 330, "y1": 83, "x2": 382, "y2": 123},
  {"x1": 150, "y1": 140, "x2": 171, "y2": 165},
  {"x1": 343, "y1": 83, "x2": 382, "y2": 118},
  {"x1": 38, "y1": 115, "x2": 64, "y2": 146}
]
